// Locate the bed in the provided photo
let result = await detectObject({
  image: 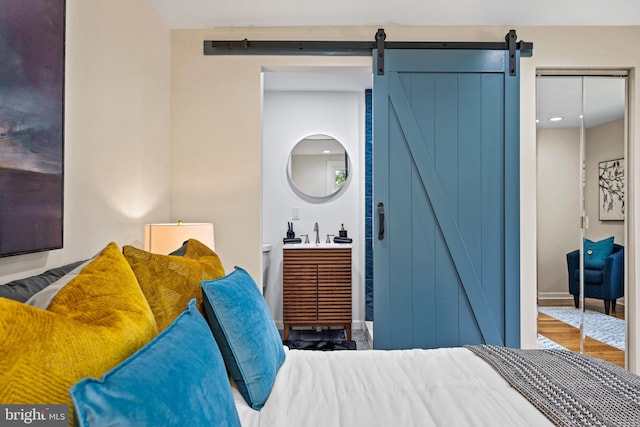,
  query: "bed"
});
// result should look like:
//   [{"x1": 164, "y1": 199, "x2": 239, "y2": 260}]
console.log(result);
[
  {"x1": 64, "y1": 264, "x2": 640, "y2": 427},
  {"x1": 232, "y1": 345, "x2": 640, "y2": 427},
  {"x1": 233, "y1": 346, "x2": 552, "y2": 426}
]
